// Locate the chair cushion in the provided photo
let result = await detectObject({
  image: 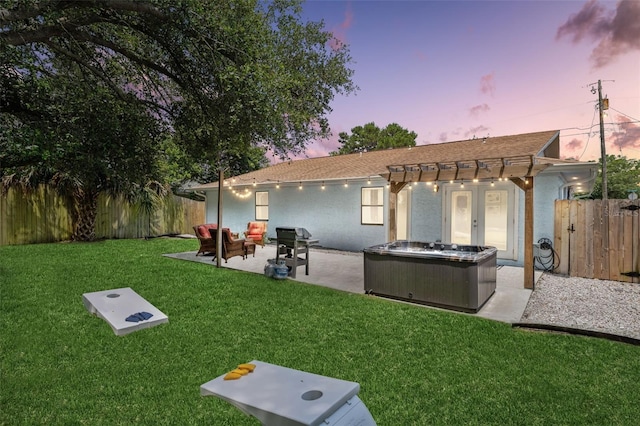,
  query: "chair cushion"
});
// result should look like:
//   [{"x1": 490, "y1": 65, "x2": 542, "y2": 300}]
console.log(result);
[
  {"x1": 197, "y1": 225, "x2": 209, "y2": 237},
  {"x1": 248, "y1": 223, "x2": 265, "y2": 233}
]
